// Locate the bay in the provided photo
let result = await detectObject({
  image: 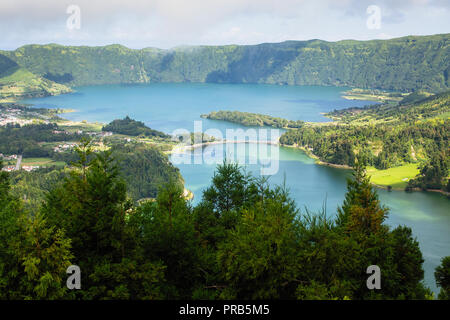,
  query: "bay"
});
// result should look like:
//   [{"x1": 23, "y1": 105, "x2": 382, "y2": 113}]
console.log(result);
[{"x1": 22, "y1": 83, "x2": 450, "y2": 295}]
